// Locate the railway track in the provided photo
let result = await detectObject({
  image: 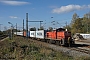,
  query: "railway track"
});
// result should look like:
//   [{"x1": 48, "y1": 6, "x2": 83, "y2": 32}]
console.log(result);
[
  {"x1": 44, "y1": 40, "x2": 90, "y2": 55},
  {"x1": 69, "y1": 47, "x2": 90, "y2": 55},
  {"x1": 0, "y1": 35, "x2": 8, "y2": 41}
]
